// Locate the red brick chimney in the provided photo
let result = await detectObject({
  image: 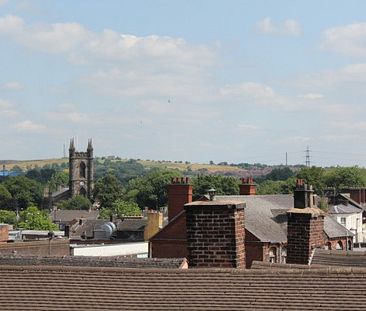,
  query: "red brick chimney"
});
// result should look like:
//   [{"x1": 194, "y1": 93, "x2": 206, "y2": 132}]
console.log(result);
[
  {"x1": 184, "y1": 199, "x2": 245, "y2": 268},
  {"x1": 167, "y1": 177, "x2": 192, "y2": 221},
  {"x1": 239, "y1": 177, "x2": 256, "y2": 195},
  {"x1": 345, "y1": 188, "x2": 362, "y2": 204},
  {"x1": 287, "y1": 179, "x2": 325, "y2": 265}
]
